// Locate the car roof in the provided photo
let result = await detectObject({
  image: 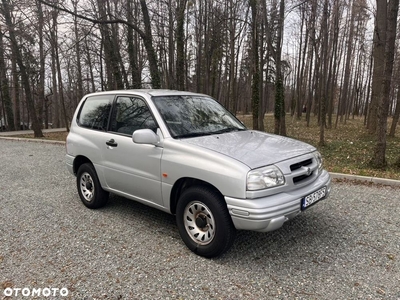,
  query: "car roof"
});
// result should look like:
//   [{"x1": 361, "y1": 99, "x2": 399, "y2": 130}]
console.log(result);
[{"x1": 83, "y1": 89, "x2": 208, "y2": 99}]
